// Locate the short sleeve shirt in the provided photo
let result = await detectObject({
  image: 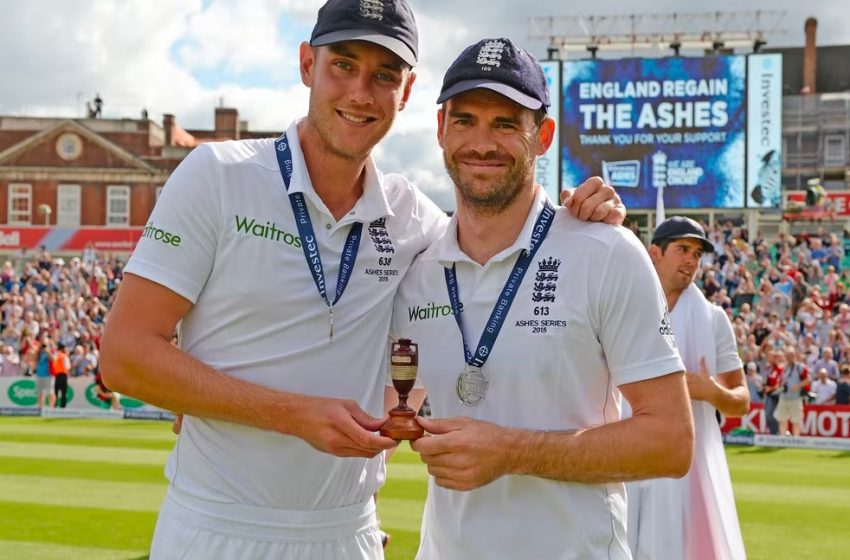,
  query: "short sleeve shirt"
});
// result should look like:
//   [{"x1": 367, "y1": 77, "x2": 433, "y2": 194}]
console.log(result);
[
  {"x1": 124, "y1": 121, "x2": 447, "y2": 509},
  {"x1": 391, "y1": 189, "x2": 683, "y2": 559}
]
